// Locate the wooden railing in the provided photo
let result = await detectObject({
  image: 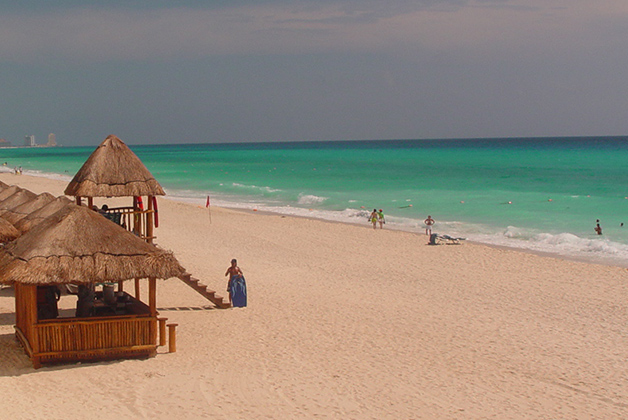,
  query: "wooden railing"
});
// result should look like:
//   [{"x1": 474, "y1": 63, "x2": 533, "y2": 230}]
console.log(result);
[
  {"x1": 35, "y1": 316, "x2": 156, "y2": 362},
  {"x1": 102, "y1": 206, "x2": 155, "y2": 242}
]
